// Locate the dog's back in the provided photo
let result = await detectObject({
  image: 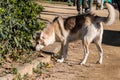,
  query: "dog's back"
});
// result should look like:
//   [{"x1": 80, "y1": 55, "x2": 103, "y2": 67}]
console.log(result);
[{"x1": 64, "y1": 15, "x2": 84, "y2": 33}]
